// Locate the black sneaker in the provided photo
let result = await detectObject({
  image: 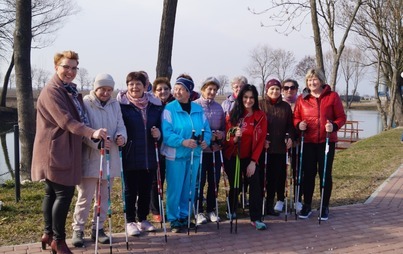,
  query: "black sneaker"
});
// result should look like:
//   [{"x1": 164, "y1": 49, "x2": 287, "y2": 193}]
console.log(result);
[
  {"x1": 319, "y1": 207, "x2": 329, "y2": 221},
  {"x1": 266, "y1": 206, "x2": 280, "y2": 216},
  {"x1": 298, "y1": 204, "x2": 312, "y2": 219},
  {"x1": 179, "y1": 218, "x2": 195, "y2": 229},
  {"x1": 72, "y1": 230, "x2": 84, "y2": 247}
]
